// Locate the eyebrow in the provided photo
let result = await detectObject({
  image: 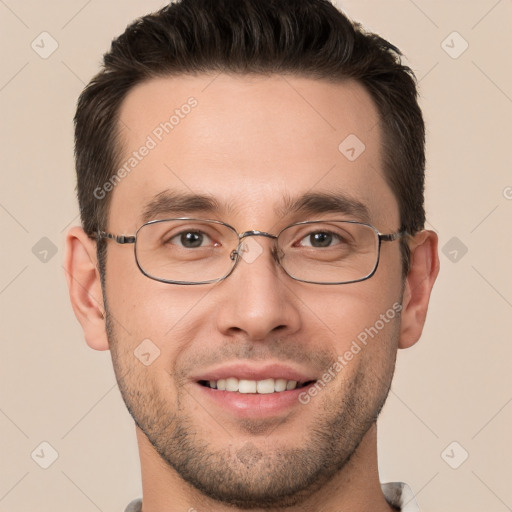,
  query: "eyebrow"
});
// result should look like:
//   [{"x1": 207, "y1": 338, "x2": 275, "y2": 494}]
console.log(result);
[
  {"x1": 141, "y1": 190, "x2": 222, "y2": 224},
  {"x1": 140, "y1": 189, "x2": 371, "y2": 224},
  {"x1": 277, "y1": 191, "x2": 371, "y2": 223}
]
